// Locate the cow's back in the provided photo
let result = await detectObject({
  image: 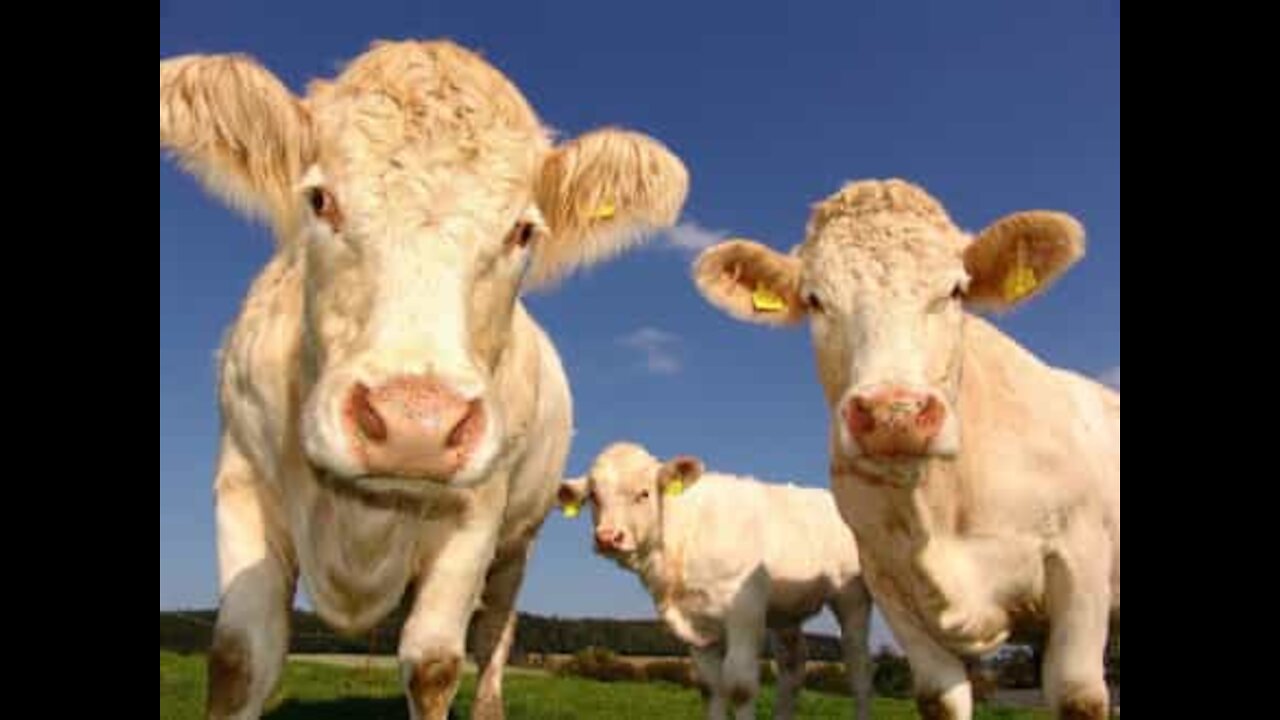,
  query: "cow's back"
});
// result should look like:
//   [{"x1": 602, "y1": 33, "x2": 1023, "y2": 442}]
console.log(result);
[
  {"x1": 760, "y1": 482, "x2": 862, "y2": 622},
  {"x1": 670, "y1": 475, "x2": 858, "y2": 623},
  {"x1": 759, "y1": 483, "x2": 859, "y2": 583}
]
